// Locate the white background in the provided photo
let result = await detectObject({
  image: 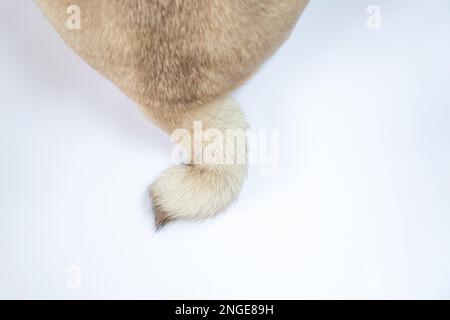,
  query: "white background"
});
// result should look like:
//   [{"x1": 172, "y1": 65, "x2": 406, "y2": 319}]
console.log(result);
[{"x1": 1, "y1": 0, "x2": 450, "y2": 299}]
